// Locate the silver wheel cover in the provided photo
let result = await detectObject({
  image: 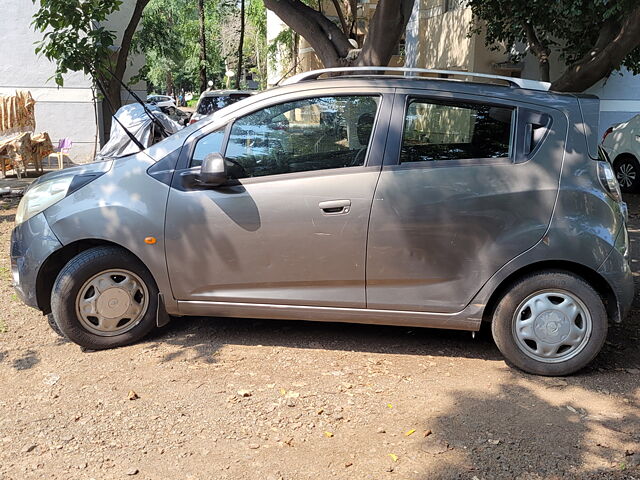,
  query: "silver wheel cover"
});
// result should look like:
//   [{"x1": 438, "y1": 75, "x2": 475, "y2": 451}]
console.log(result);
[
  {"x1": 75, "y1": 269, "x2": 149, "y2": 337},
  {"x1": 512, "y1": 289, "x2": 592, "y2": 363},
  {"x1": 616, "y1": 162, "x2": 636, "y2": 188}
]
